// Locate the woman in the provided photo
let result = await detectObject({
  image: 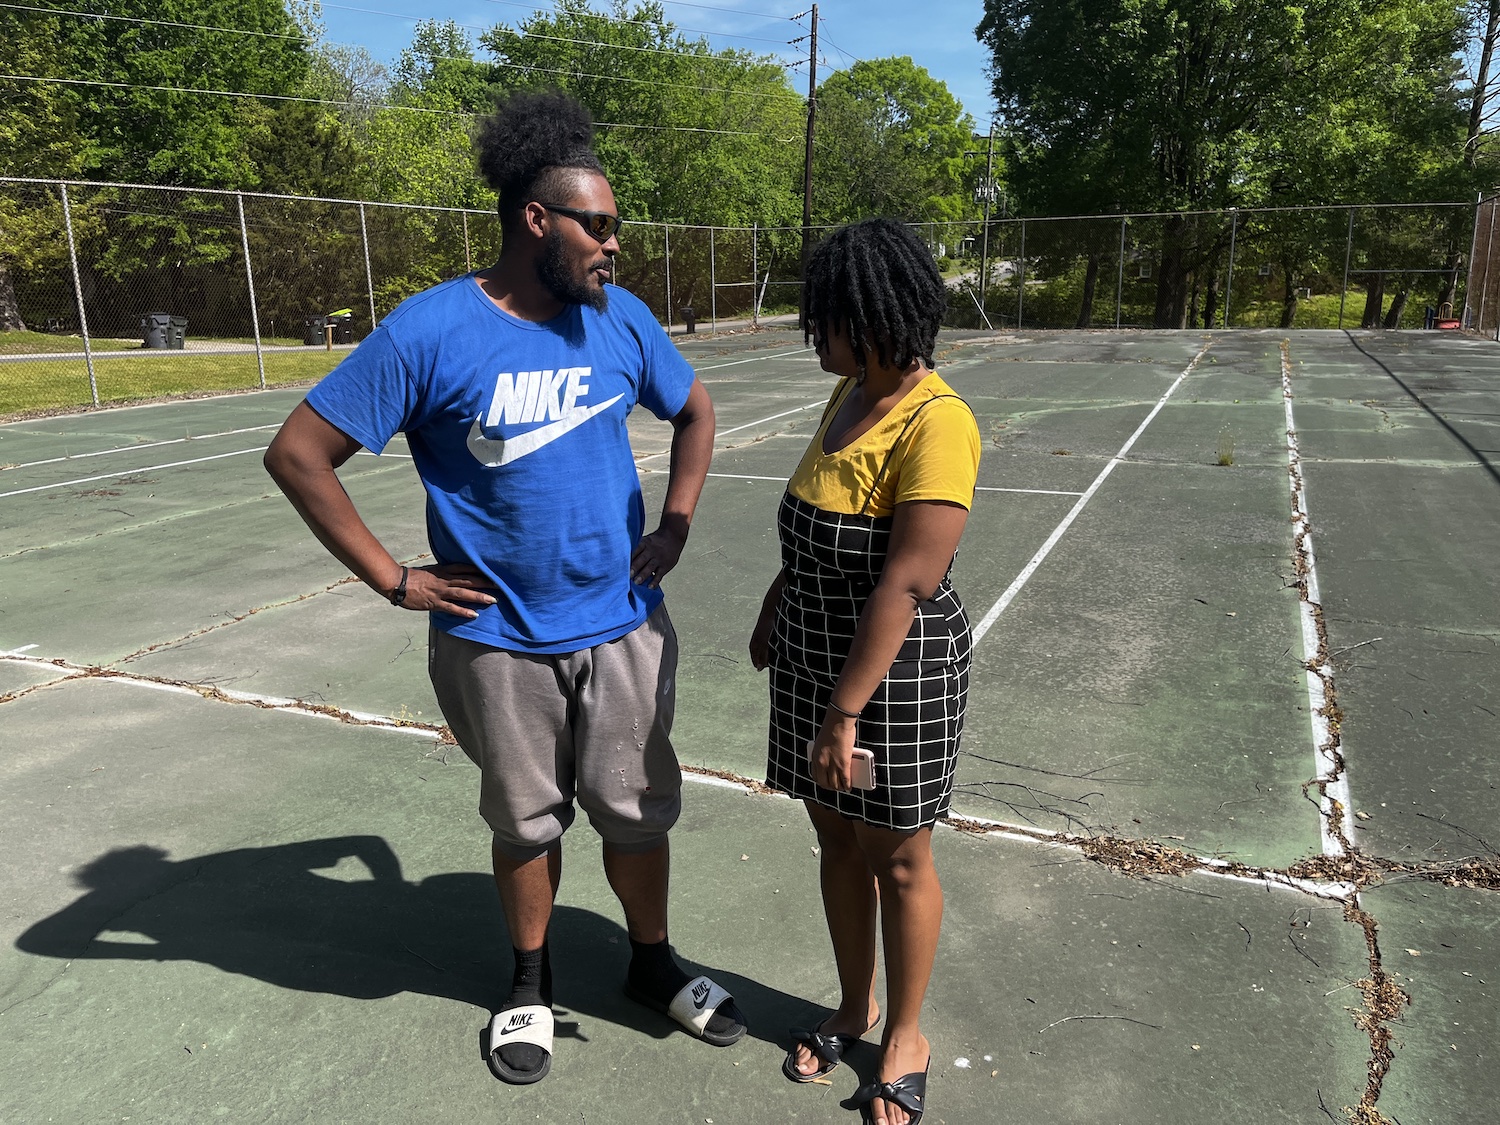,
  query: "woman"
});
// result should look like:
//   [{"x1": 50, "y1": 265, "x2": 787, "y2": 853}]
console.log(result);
[{"x1": 750, "y1": 218, "x2": 980, "y2": 1125}]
